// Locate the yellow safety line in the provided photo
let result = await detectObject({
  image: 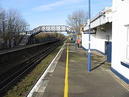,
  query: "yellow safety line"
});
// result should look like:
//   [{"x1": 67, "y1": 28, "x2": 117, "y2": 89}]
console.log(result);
[{"x1": 64, "y1": 45, "x2": 69, "y2": 97}]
